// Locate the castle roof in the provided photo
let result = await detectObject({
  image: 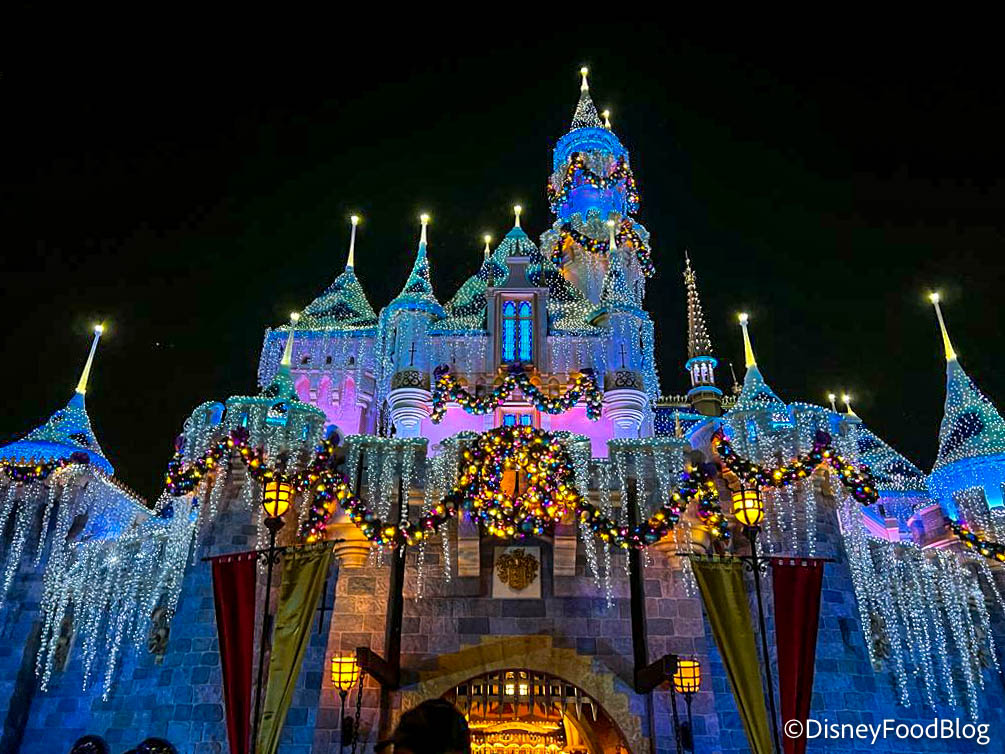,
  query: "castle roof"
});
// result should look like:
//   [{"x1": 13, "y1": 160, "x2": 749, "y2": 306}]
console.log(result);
[
  {"x1": 726, "y1": 315, "x2": 789, "y2": 422},
  {"x1": 684, "y1": 253, "x2": 714, "y2": 360},
  {"x1": 928, "y1": 295, "x2": 1005, "y2": 470},
  {"x1": 383, "y1": 217, "x2": 445, "y2": 319},
  {"x1": 0, "y1": 327, "x2": 113, "y2": 474},
  {"x1": 854, "y1": 425, "x2": 928, "y2": 493},
  {"x1": 570, "y1": 67, "x2": 604, "y2": 130},
  {"x1": 299, "y1": 267, "x2": 378, "y2": 330}
]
